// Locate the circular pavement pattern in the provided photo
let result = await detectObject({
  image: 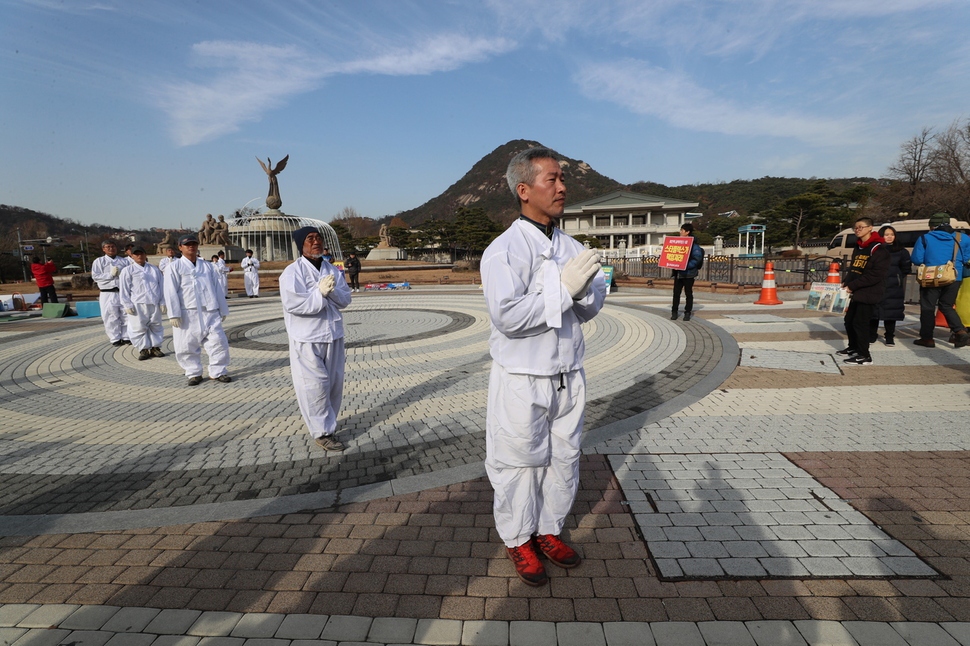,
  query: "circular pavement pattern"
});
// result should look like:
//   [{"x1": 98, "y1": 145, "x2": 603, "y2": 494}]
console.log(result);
[{"x1": 0, "y1": 293, "x2": 722, "y2": 515}]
